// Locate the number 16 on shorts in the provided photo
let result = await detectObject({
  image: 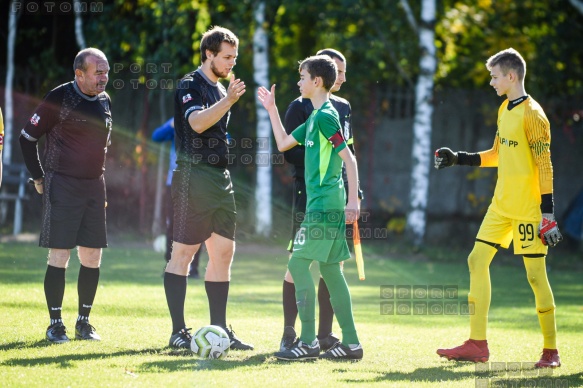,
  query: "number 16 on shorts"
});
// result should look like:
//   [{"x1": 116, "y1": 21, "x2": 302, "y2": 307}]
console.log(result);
[{"x1": 294, "y1": 227, "x2": 306, "y2": 247}]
